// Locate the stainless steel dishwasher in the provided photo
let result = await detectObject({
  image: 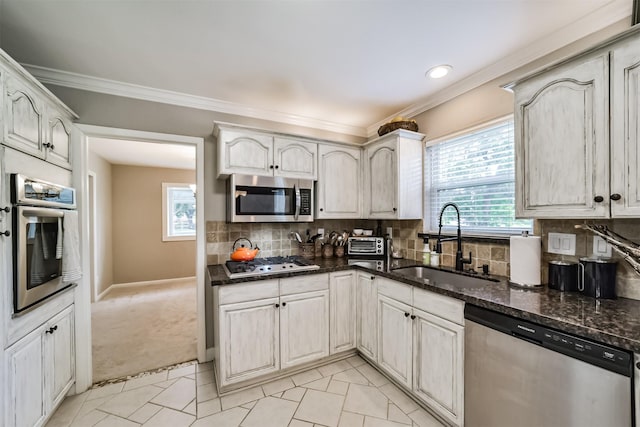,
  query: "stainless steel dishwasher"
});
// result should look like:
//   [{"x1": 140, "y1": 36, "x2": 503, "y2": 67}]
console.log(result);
[{"x1": 465, "y1": 305, "x2": 634, "y2": 427}]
